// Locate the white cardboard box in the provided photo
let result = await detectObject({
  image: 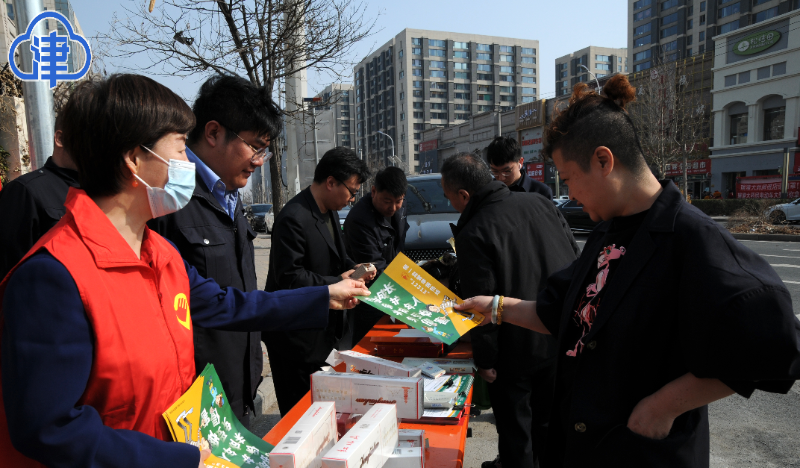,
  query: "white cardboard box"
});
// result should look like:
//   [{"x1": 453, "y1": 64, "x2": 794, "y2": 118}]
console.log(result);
[
  {"x1": 397, "y1": 429, "x2": 425, "y2": 448},
  {"x1": 401, "y1": 358, "x2": 476, "y2": 374},
  {"x1": 270, "y1": 401, "x2": 338, "y2": 468},
  {"x1": 385, "y1": 447, "x2": 425, "y2": 468},
  {"x1": 311, "y1": 370, "x2": 424, "y2": 420},
  {"x1": 321, "y1": 404, "x2": 399, "y2": 468},
  {"x1": 327, "y1": 349, "x2": 422, "y2": 378}
]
